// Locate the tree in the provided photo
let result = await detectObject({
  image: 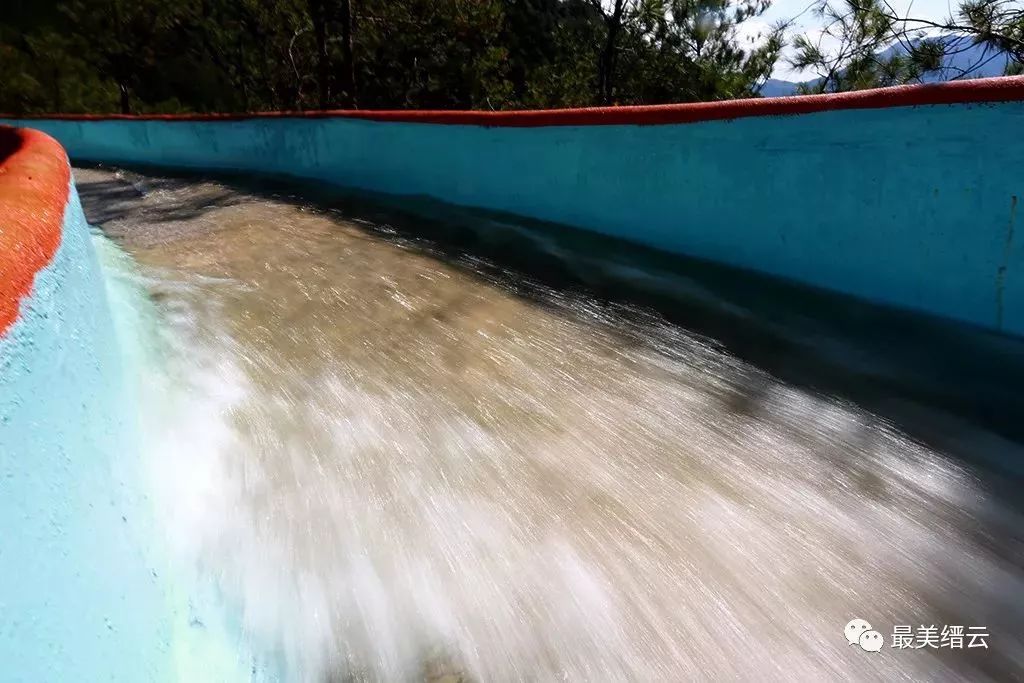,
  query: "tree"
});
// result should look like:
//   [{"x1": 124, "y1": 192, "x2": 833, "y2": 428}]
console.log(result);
[
  {"x1": 606, "y1": 0, "x2": 785, "y2": 103},
  {"x1": 790, "y1": 0, "x2": 1023, "y2": 92},
  {"x1": 339, "y1": 0, "x2": 356, "y2": 106},
  {"x1": 61, "y1": 0, "x2": 183, "y2": 113},
  {"x1": 508, "y1": 0, "x2": 604, "y2": 108},
  {"x1": 0, "y1": 0, "x2": 787, "y2": 114},
  {"x1": 352, "y1": 0, "x2": 513, "y2": 109},
  {"x1": 590, "y1": 0, "x2": 635, "y2": 104},
  {"x1": 309, "y1": 0, "x2": 332, "y2": 108}
]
